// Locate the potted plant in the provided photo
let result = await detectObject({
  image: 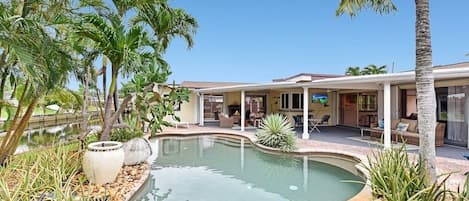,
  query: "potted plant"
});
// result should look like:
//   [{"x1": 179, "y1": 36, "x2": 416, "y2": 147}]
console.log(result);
[
  {"x1": 82, "y1": 141, "x2": 124, "y2": 185},
  {"x1": 109, "y1": 127, "x2": 152, "y2": 166}
]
